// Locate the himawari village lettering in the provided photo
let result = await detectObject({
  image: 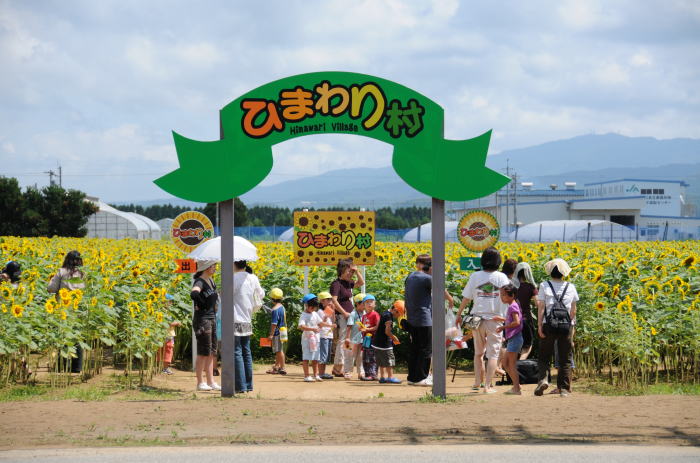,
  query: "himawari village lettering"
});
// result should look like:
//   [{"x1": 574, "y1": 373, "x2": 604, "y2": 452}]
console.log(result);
[{"x1": 289, "y1": 121, "x2": 359, "y2": 135}]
